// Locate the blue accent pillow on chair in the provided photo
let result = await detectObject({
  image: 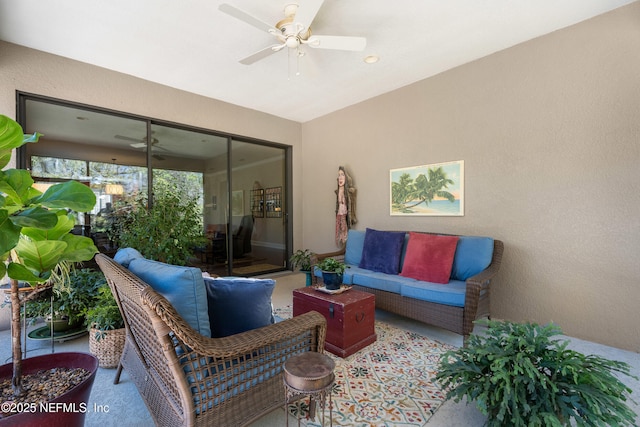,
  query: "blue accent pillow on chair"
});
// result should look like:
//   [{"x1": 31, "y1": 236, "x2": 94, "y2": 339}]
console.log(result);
[
  {"x1": 359, "y1": 228, "x2": 406, "y2": 274},
  {"x1": 204, "y1": 277, "x2": 276, "y2": 338},
  {"x1": 128, "y1": 258, "x2": 211, "y2": 338}
]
